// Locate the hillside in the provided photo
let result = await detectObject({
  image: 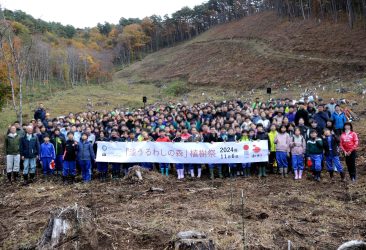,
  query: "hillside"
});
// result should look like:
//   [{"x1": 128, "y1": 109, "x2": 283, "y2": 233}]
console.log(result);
[{"x1": 118, "y1": 12, "x2": 366, "y2": 88}]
